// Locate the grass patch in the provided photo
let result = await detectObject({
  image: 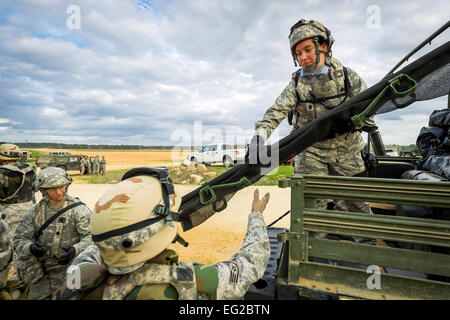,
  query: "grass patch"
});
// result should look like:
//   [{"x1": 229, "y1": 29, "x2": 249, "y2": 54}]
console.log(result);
[
  {"x1": 73, "y1": 165, "x2": 294, "y2": 186},
  {"x1": 184, "y1": 164, "x2": 294, "y2": 186},
  {"x1": 25, "y1": 149, "x2": 47, "y2": 158},
  {"x1": 72, "y1": 169, "x2": 128, "y2": 184},
  {"x1": 254, "y1": 165, "x2": 294, "y2": 185}
]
